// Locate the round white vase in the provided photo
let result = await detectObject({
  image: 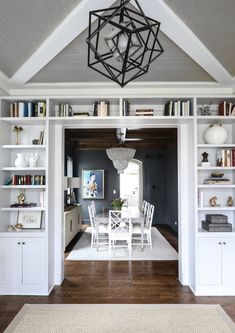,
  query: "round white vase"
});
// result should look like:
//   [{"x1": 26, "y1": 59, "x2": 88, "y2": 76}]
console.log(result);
[
  {"x1": 204, "y1": 124, "x2": 228, "y2": 144},
  {"x1": 14, "y1": 153, "x2": 28, "y2": 167}
]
